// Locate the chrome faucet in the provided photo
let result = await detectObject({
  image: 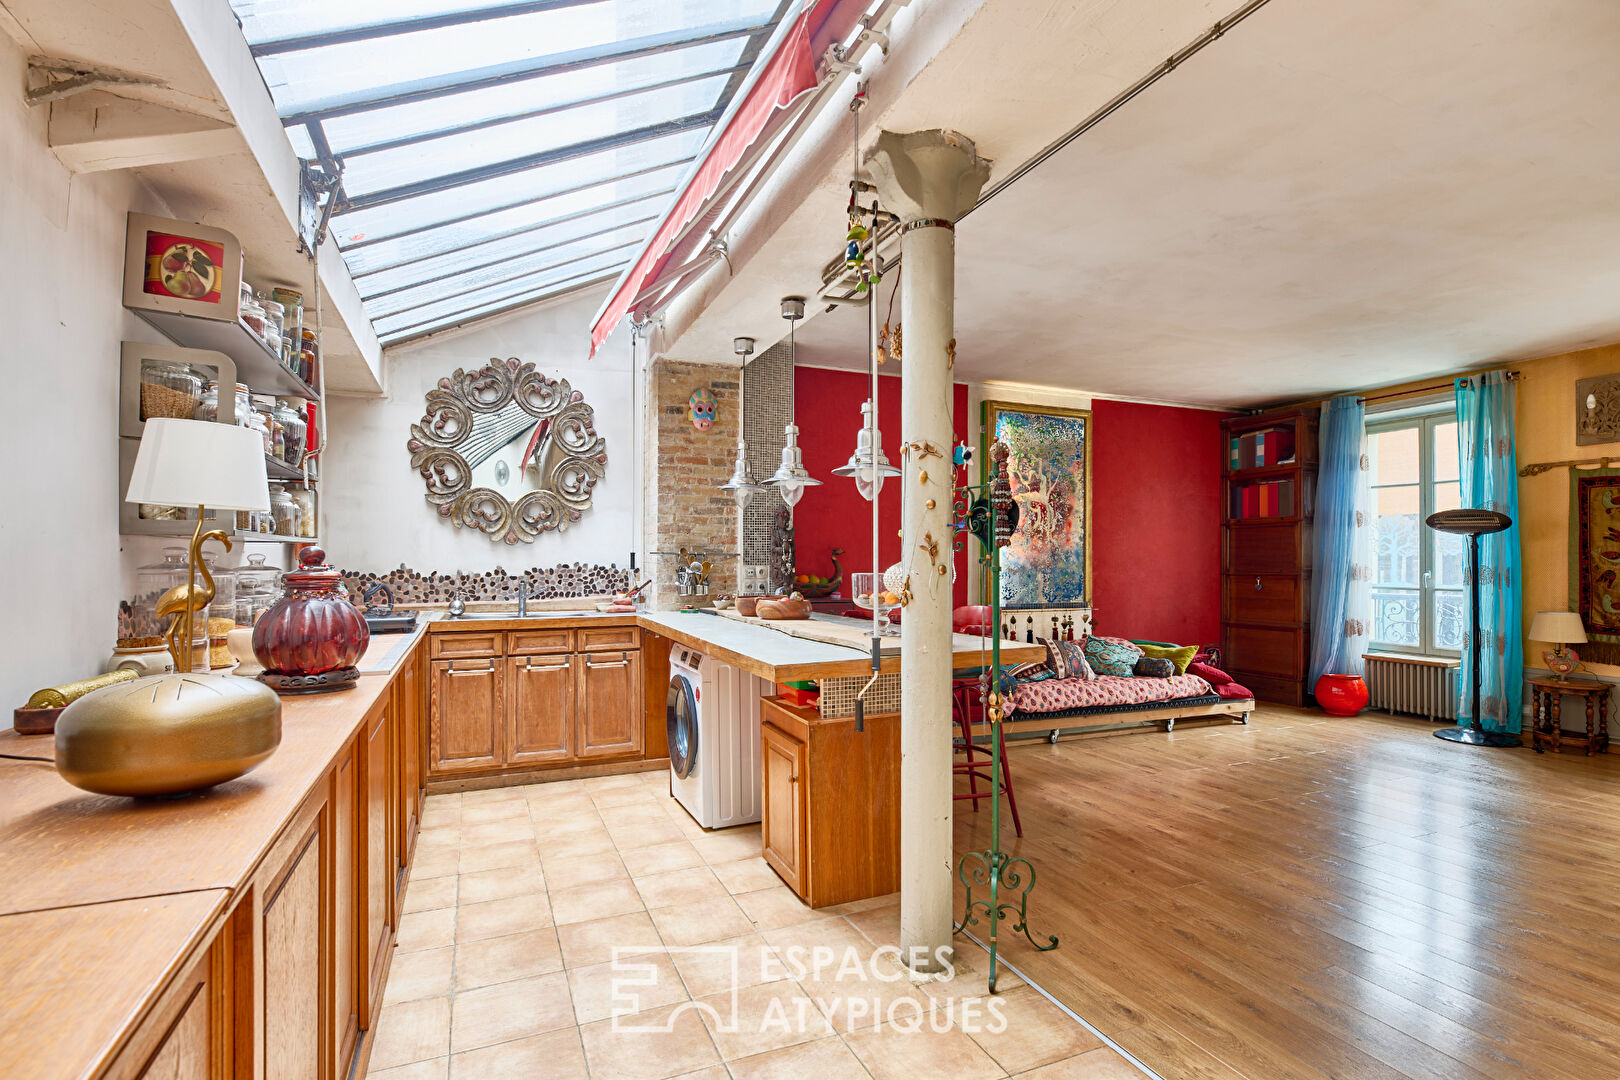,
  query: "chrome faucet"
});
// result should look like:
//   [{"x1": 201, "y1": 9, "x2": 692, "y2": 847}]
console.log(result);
[{"x1": 518, "y1": 581, "x2": 529, "y2": 617}]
